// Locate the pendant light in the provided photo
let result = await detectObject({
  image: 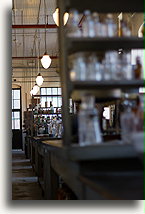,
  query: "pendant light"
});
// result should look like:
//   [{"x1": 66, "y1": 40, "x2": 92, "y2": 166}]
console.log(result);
[
  {"x1": 36, "y1": 73, "x2": 44, "y2": 86},
  {"x1": 41, "y1": 0, "x2": 51, "y2": 69},
  {"x1": 53, "y1": 7, "x2": 69, "y2": 26},
  {"x1": 41, "y1": 53, "x2": 51, "y2": 69},
  {"x1": 36, "y1": 40, "x2": 44, "y2": 86},
  {"x1": 30, "y1": 88, "x2": 34, "y2": 96},
  {"x1": 33, "y1": 83, "x2": 39, "y2": 95}
]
